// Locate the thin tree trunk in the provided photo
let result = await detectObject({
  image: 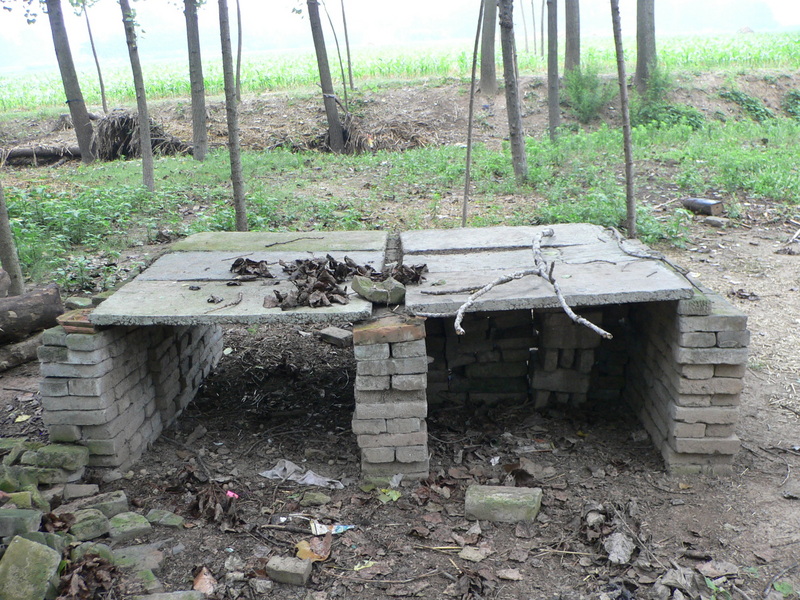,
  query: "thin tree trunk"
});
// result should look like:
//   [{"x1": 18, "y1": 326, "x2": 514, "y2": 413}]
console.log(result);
[
  {"x1": 0, "y1": 184, "x2": 24, "y2": 296},
  {"x1": 45, "y1": 0, "x2": 96, "y2": 164},
  {"x1": 235, "y1": 0, "x2": 242, "y2": 102},
  {"x1": 531, "y1": 0, "x2": 537, "y2": 60},
  {"x1": 119, "y1": 0, "x2": 154, "y2": 192},
  {"x1": 184, "y1": 0, "x2": 208, "y2": 162},
  {"x1": 499, "y1": 0, "x2": 527, "y2": 183},
  {"x1": 610, "y1": 0, "x2": 636, "y2": 238},
  {"x1": 519, "y1": 0, "x2": 528, "y2": 53},
  {"x1": 635, "y1": 0, "x2": 656, "y2": 94},
  {"x1": 546, "y1": 0, "x2": 559, "y2": 141},
  {"x1": 479, "y1": 0, "x2": 498, "y2": 96},
  {"x1": 564, "y1": 0, "x2": 580, "y2": 73},
  {"x1": 539, "y1": 0, "x2": 545, "y2": 56},
  {"x1": 463, "y1": 0, "x2": 485, "y2": 227},
  {"x1": 321, "y1": 0, "x2": 348, "y2": 111},
  {"x1": 218, "y1": 0, "x2": 248, "y2": 231},
  {"x1": 340, "y1": 0, "x2": 354, "y2": 90},
  {"x1": 307, "y1": 0, "x2": 344, "y2": 153},
  {"x1": 81, "y1": 0, "x2": 107, "y2": 115}
]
